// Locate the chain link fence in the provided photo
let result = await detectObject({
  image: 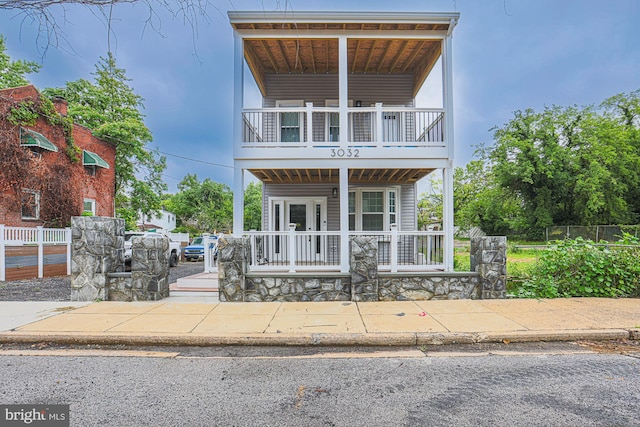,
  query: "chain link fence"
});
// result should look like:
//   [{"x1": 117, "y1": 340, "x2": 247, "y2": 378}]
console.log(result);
[{"x1": 546, "y1": 225, "x2": 640, "y2": 242}]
